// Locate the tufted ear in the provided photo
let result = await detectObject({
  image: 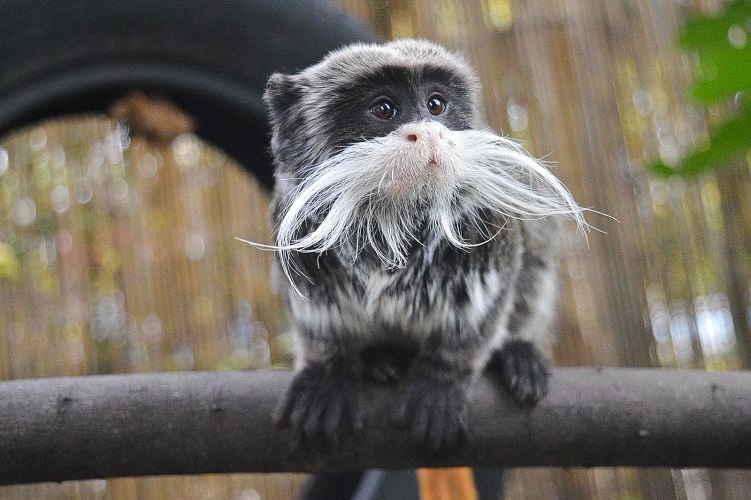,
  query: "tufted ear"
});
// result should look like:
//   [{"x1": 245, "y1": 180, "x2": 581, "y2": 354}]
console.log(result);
[{"x1": 263, "y1": 73, "x2": 303, "y2": 125}]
